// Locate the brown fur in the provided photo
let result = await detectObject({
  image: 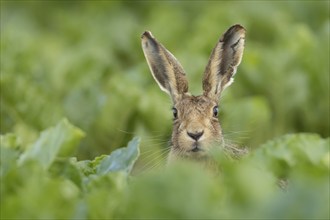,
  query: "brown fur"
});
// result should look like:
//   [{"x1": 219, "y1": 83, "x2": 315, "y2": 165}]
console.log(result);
[
  {"x1": 141, "y1": 25, "x2": 246, "y2": 163},
  {"x1": 169, "y1": 94, "x2": 221, "y2": 160}
]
